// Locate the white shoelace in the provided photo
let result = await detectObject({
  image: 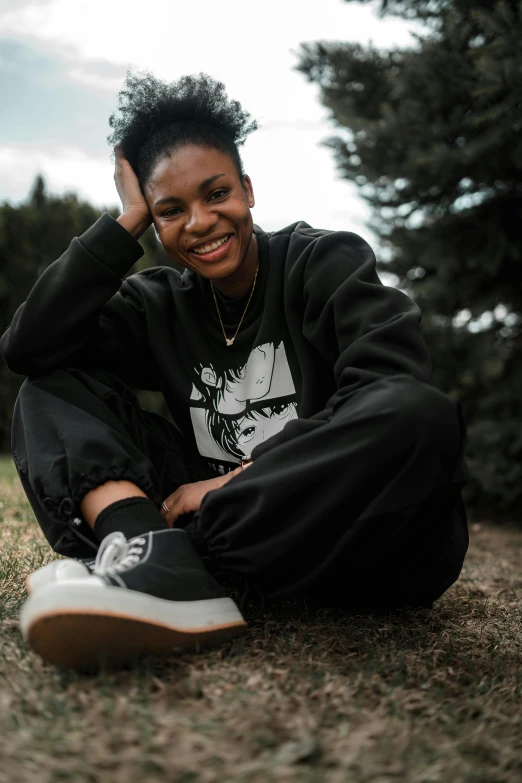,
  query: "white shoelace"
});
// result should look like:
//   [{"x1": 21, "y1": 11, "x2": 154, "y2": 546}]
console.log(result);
[{"x1": 92, "y1": 532, "x2": 146, "y2": 577}]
